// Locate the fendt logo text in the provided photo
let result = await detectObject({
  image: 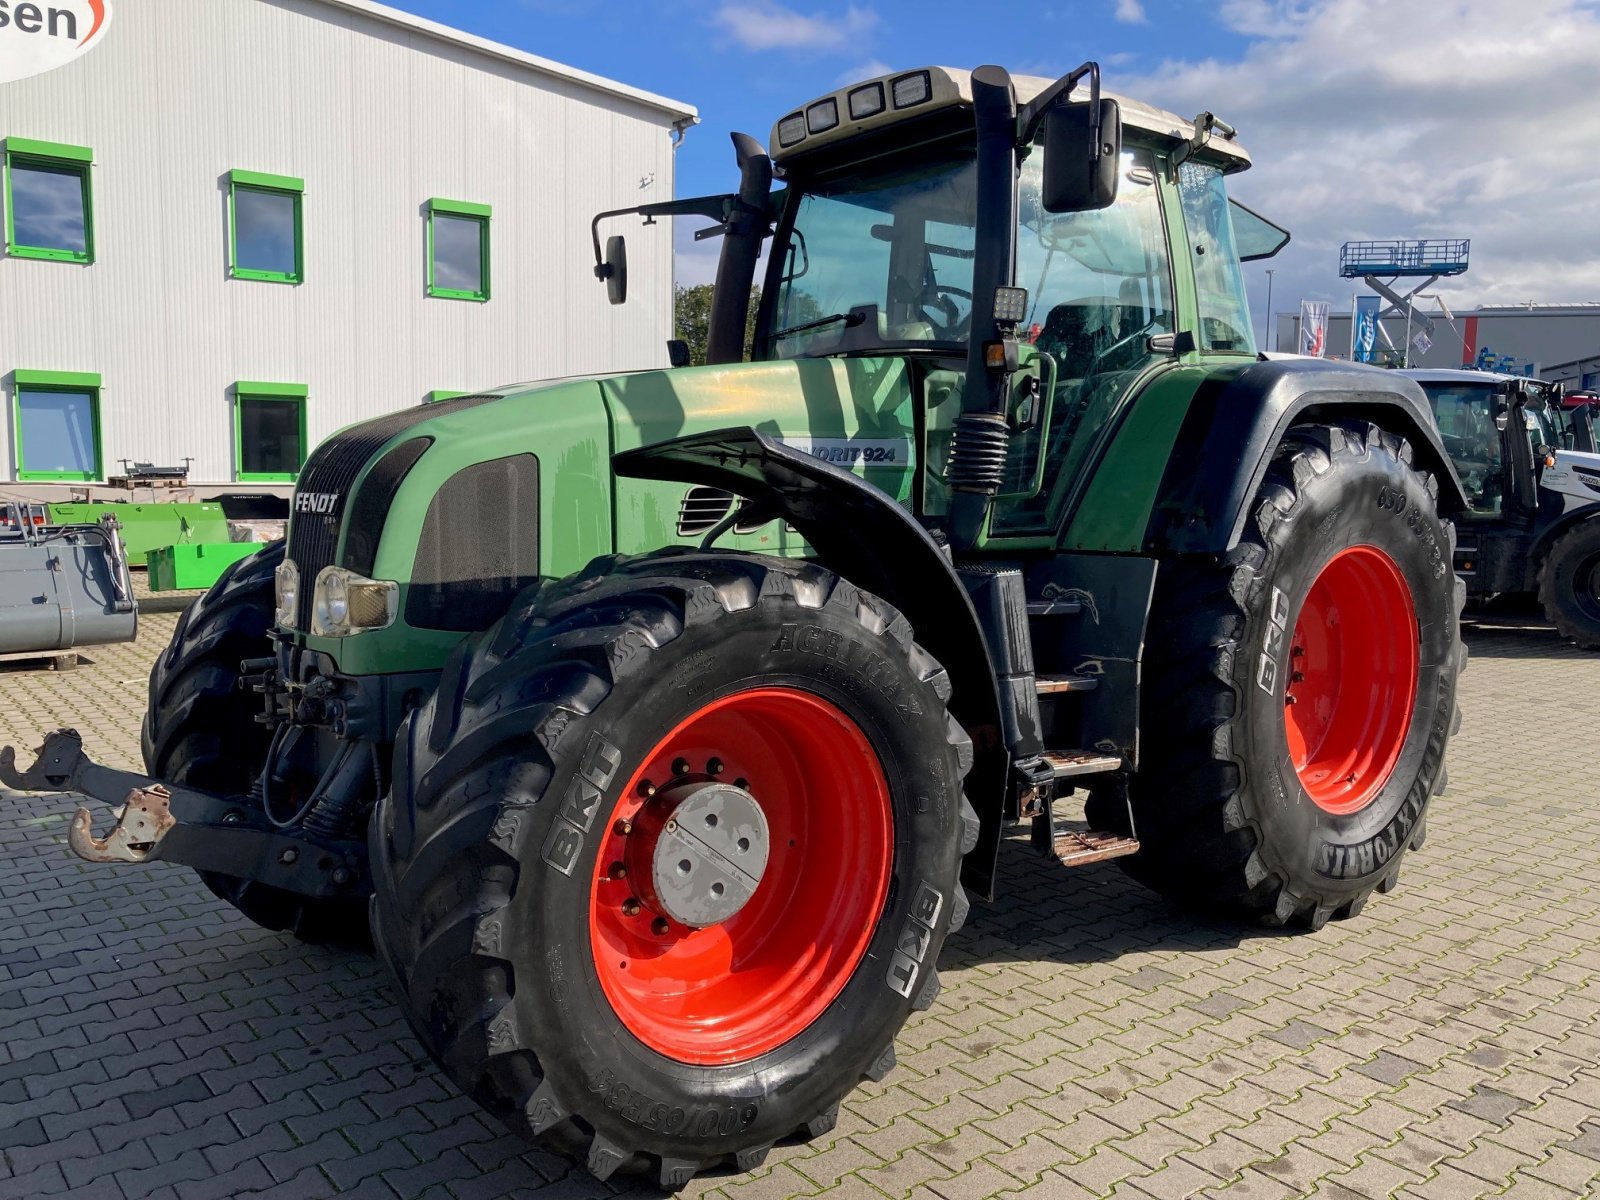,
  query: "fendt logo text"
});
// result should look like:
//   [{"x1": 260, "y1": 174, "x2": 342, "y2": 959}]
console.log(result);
[{"x1": 0, "y1": 1, "x2": 111, "y2": 84}]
